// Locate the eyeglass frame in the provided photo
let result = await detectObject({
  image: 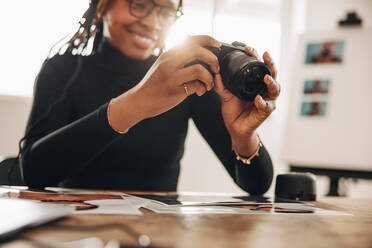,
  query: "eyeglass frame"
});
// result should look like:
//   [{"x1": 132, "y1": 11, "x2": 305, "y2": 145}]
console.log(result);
[{"x1": 126, "y1": 0, "x2": 184, "y2": 27}]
